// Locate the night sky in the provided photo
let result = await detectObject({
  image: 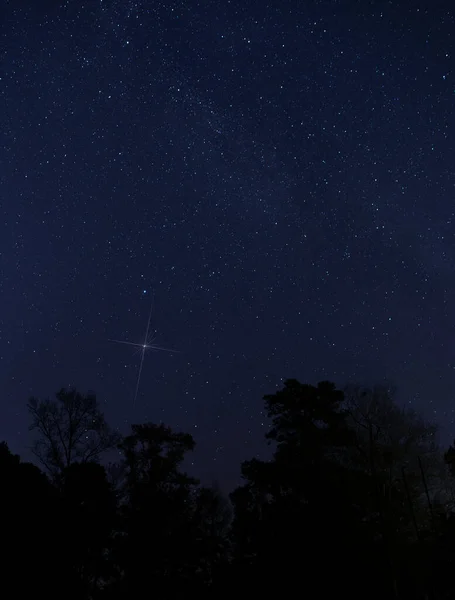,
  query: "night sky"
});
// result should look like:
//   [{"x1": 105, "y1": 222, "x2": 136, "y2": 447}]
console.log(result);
[{"x1": 2, "y1": 0, "x2": 455, "y2": 489}]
